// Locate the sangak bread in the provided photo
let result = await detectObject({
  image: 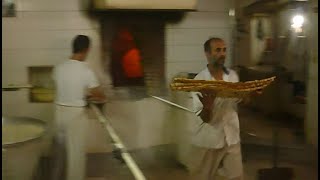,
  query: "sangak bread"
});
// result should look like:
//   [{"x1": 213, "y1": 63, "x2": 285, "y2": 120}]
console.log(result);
[{"x1": 170, "y1": 76, "x2": 276, "y2": 98}]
